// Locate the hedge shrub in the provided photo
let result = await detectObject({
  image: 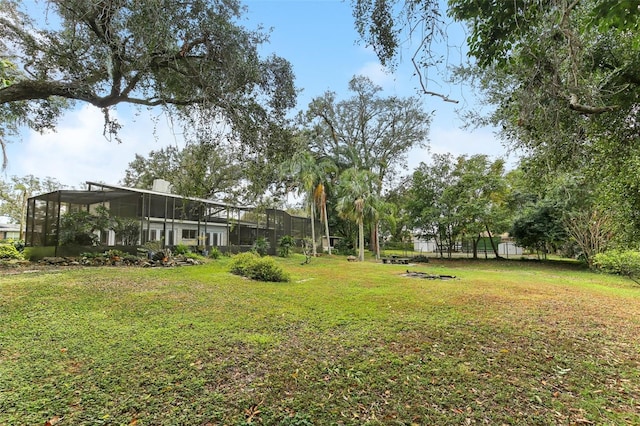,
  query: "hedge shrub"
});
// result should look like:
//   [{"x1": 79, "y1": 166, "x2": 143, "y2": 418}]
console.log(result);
[
  {"x1": 593, "y1": 249, "x2": 640, "y2": 279},
  {"x1": 229, "y1": 252, "x2": 289, "y2": 282},
  {"x1": 0, "y1": 244, "x2": 24, "y2": 260}
]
